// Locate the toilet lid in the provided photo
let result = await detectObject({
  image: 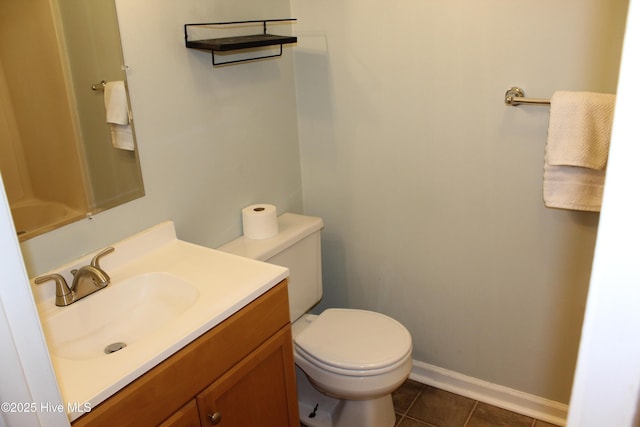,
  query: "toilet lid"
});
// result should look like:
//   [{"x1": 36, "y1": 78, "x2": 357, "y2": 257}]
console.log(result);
[{"x1": 294, "y1": 308, "x2": 412, "y2": 372}]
